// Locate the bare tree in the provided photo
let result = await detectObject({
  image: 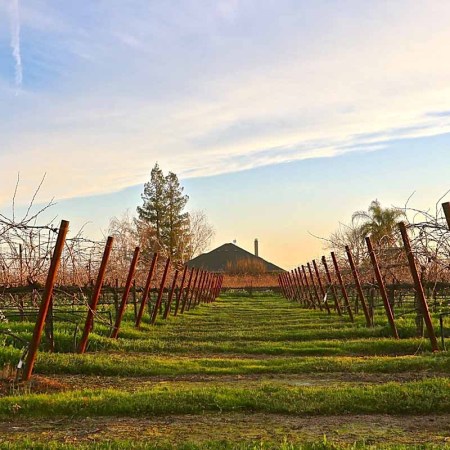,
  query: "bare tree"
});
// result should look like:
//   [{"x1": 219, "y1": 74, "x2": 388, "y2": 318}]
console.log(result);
[
  {"x1": 182, "y1": 210, "x2": 215, "y2": 261},
  {"x1": 324, "y1": 222, "x2": 366, "y2": 266}
]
